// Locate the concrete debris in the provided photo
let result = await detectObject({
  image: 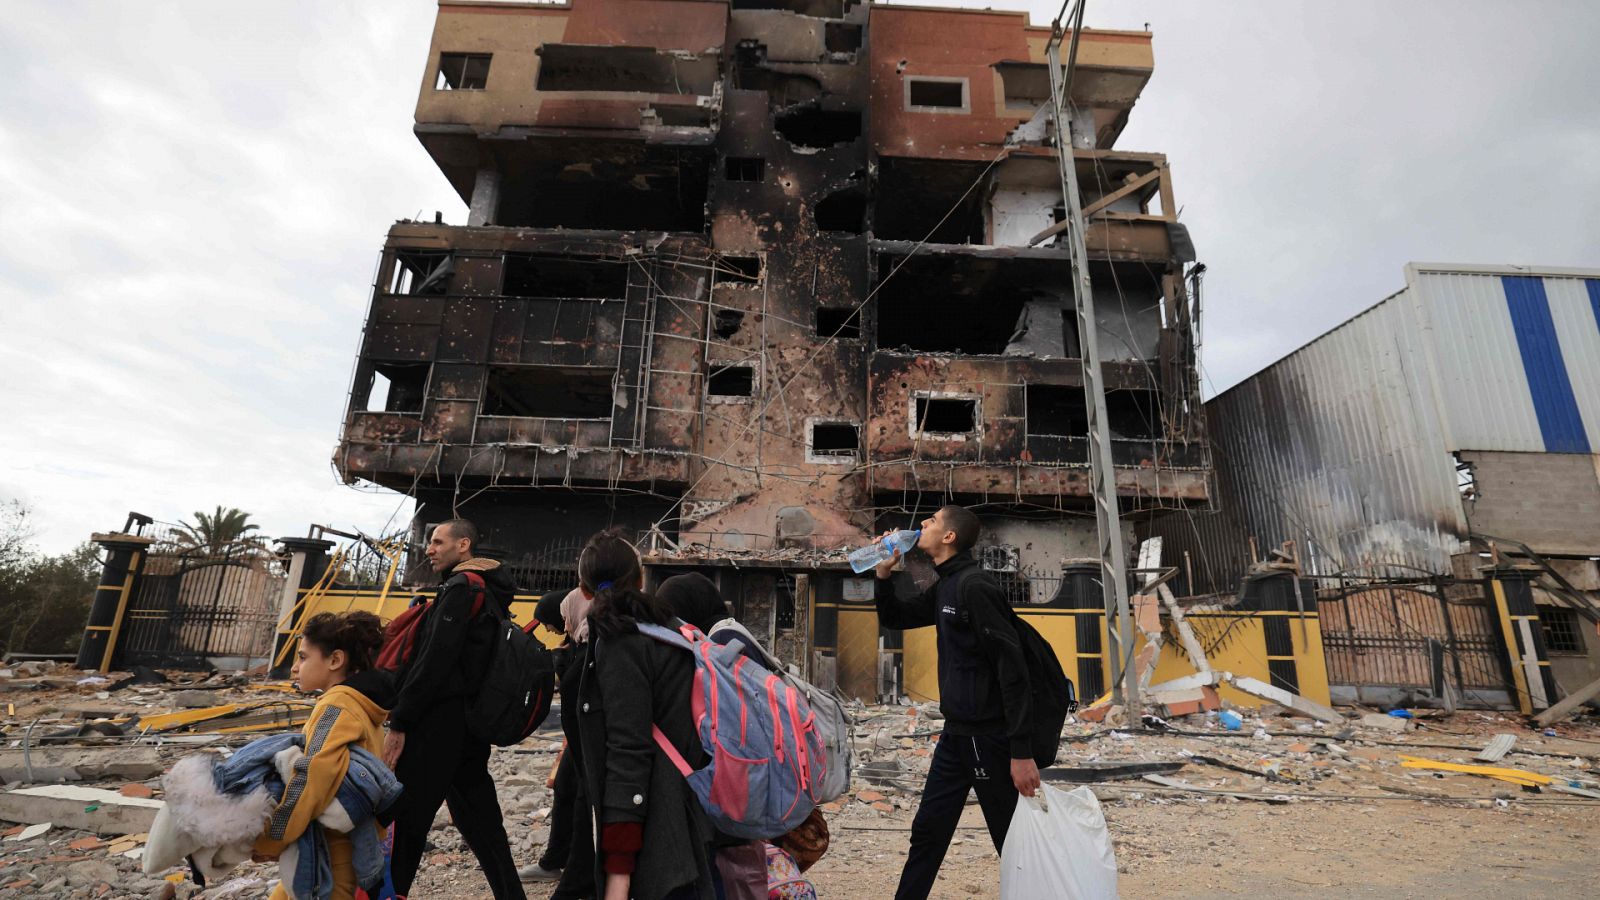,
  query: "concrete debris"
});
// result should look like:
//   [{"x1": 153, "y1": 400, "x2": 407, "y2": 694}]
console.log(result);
[
  {"x1": 166, "y1": 691, "x2": 222, "y2": 710},
  {"x1": 0, "y1": 786, "x2": 161, "y2": 835},
  {"x1": 0, "y1": 747, "x2": 164, "y2": 785},
  {"x1": 4, "y1": 824, "x2": 49, "y2": 842},
  {"x1": 1359, "y1": 713, "x2": 1414, "y2": 733}
]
